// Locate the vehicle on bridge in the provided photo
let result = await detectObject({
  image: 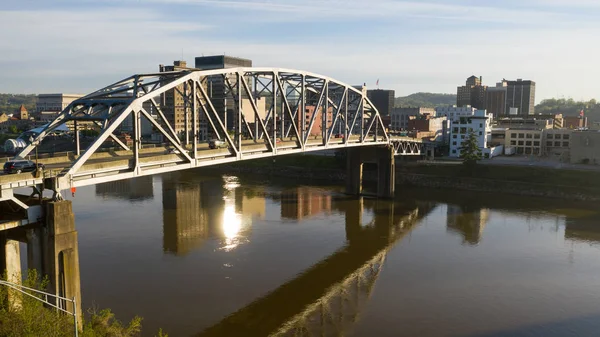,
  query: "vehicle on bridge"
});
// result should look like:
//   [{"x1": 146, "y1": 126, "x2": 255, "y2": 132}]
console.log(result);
[
  {"x1": 3, "y1": 160, "x2": 44, "y2": 174},
  {"x1": 208, "y1": 139, "x2": 228, "y2": 149}
]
